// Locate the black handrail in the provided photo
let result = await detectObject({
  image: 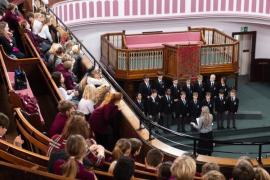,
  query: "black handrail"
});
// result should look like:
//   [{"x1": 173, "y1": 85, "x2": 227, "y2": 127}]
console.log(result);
[{"x1": 46, "y1": 6, "x2": 270, "y2": 160}]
